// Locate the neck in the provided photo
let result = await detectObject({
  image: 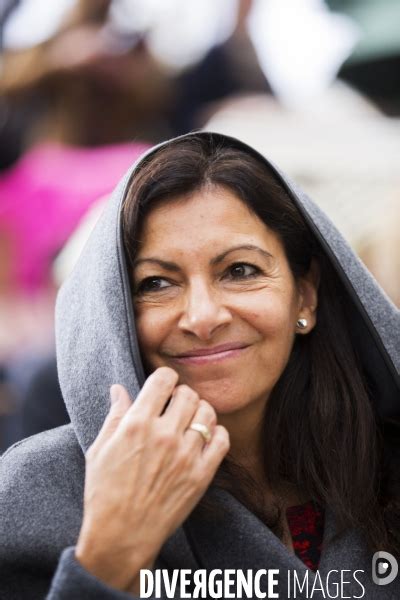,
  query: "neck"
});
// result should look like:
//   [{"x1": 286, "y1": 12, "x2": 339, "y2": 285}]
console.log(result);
[
  {"x1": 218, "y1": 398, "x2": 265, "y2": 476},
  {"x1": 218, "y1": 401, "x2": 308, "y2": 510}
]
